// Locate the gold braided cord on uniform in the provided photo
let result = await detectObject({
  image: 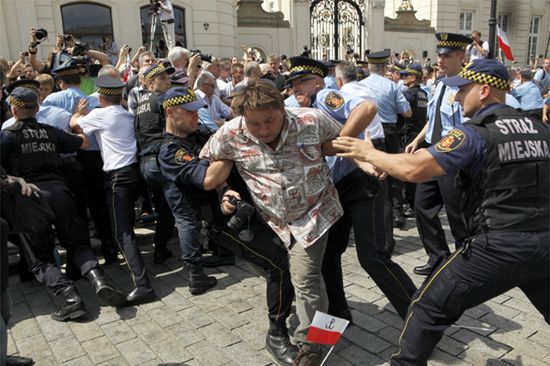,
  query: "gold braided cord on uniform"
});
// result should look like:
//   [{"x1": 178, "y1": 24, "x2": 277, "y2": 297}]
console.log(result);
[
  {"x1": 367, "y1": 57, "x2": 388, "y2": 64},
  {"x1": 144, "y1": 65, "x2": 167, "y2": 82},
  {"x1": 54, "y1": 68, "x2": 81, "y2": 77},
  {"x1": 162, "y1": 90, "x2": 197, "y2": 109},
  {"x1": 406, "y1": 68, "x2": 423, "y2": 76},
  {"x1": 289, "y1": 65, "x2": 325, "y2": 77},
  {"x1": 98, "y1": 87, "x2": 124, "y2": 95},
  {"x1": 9, "y1": 96, "x2": 35, "y2": 108},
  {"x1": 458, "y1": 69, "x2": 509, "y2": 90},
  {"x1": 437, "y1": 40, "x2": 469, "y2": 49},
  {"x1": 15, "y1": 83, "x2": 39, "y2": 91}
]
